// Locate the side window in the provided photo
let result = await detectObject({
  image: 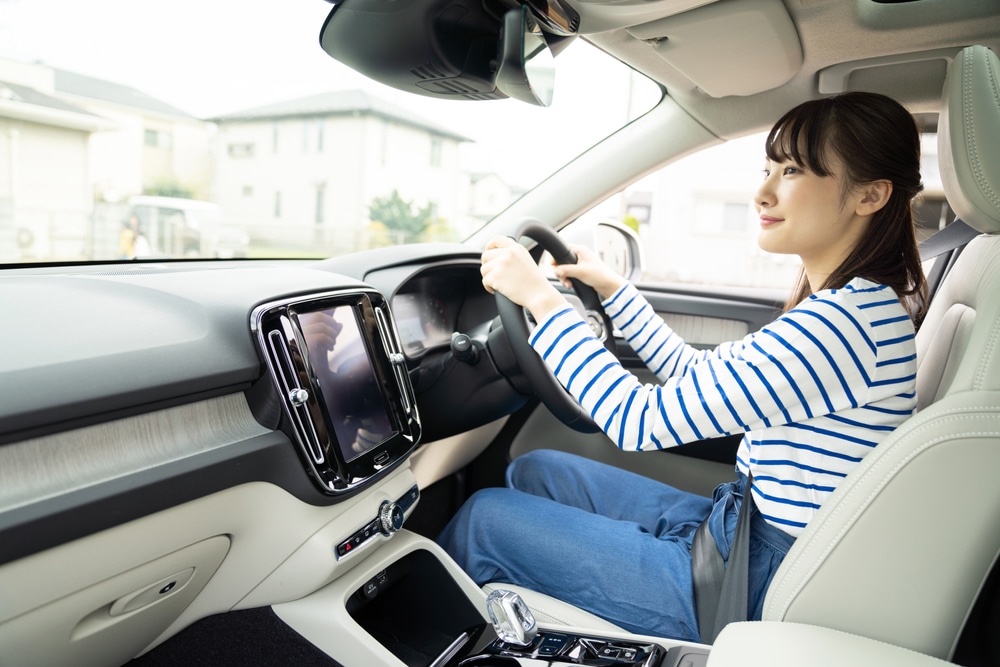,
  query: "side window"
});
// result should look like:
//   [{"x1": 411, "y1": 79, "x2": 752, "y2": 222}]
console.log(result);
[
  {"x1": 568, "y1": 132, "x2": 799, "y2": 292},
  {"x1": 568, "y1": 130, "x2": 945, "y2": 293}
]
